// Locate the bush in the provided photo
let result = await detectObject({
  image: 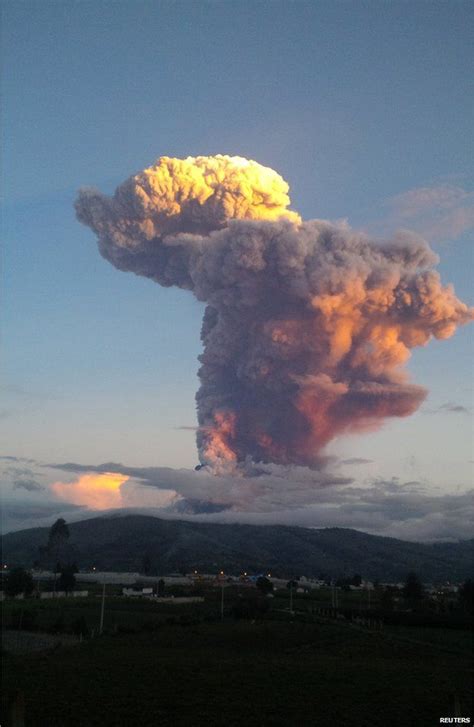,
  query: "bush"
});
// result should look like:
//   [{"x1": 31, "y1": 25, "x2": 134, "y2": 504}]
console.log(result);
[
  {"x1": 256, "y1": 577, "x2": 274, "y2": 595},
  {"x1": 9, "y1": 609, "x2": 38, "y2": 631},
  {"x1": 51, "y1": 614, "x2": 65, "y2": 634},
  {"x1": 72, "y1": 616, "x2": 90, "y2": 638},
  {"x1": 232, "y1": 592, "x2": 270, "y2": 620},
  {"x1": 5, "y1": 568, "x2": 34, "y2": 597},
  {"x1": 58, "y1": 567, "x2": 76, "y2": 593}
]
